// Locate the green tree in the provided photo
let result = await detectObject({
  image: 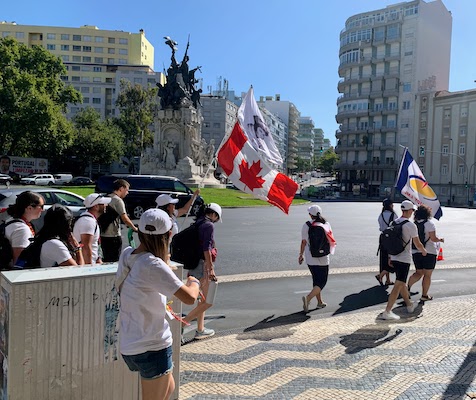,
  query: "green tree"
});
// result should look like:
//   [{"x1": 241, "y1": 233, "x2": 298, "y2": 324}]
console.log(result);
[
  {"x1": 0, "y1": 37, "x2": 81, "y2": 157},
  {"x1": 62, "y1": 107, "x2": 124, "y2": 175},
  {"x1": 317, "y1": 148, "x2": 339, "y2": 173},
  {"x1": 115, "y1": 79, "x2": 158, "y2": 173}
]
